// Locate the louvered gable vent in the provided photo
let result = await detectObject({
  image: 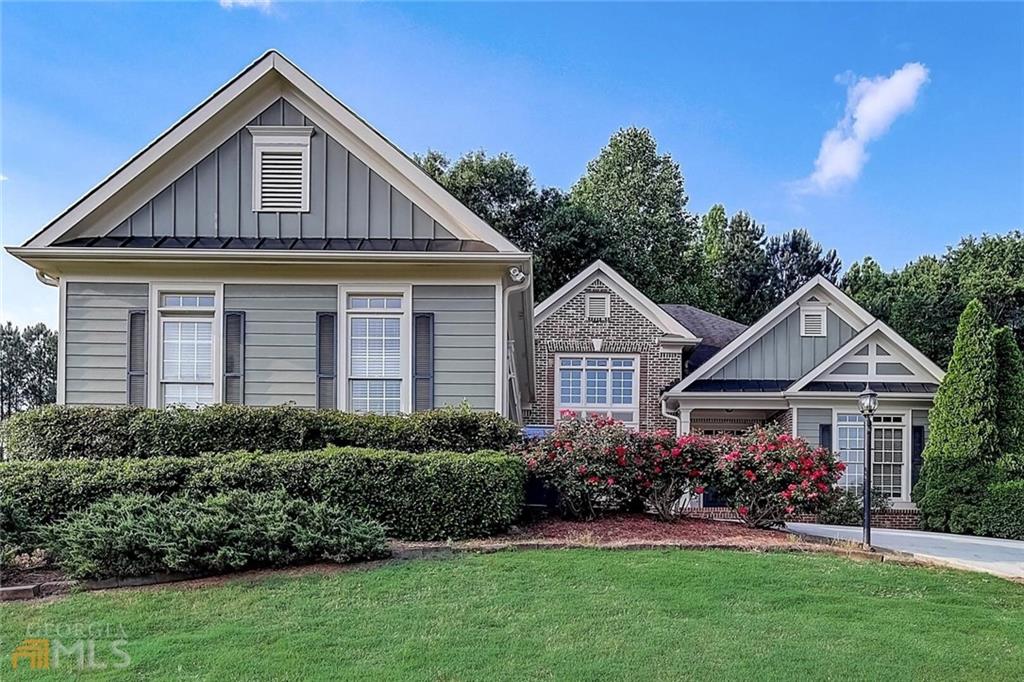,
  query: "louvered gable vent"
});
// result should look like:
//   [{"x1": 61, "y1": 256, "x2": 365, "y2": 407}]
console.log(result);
[
  {"x1": 800, "y1": 305, "x2": 827, "y2": 337},
  {"x1": 249, "y1": 126, "x2": 313, "y2": 213},
  {"x1": 586, "y1": 294, "x2": 610, "y2": 320}
]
